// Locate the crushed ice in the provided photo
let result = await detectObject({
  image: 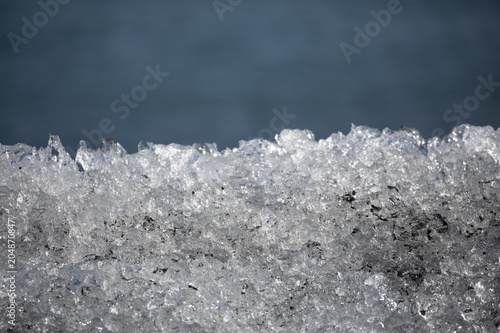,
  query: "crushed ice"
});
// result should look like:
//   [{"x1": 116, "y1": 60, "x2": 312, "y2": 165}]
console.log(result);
[{"x1": 0, "y1": 124, "x2": 499, "y2": 332}]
